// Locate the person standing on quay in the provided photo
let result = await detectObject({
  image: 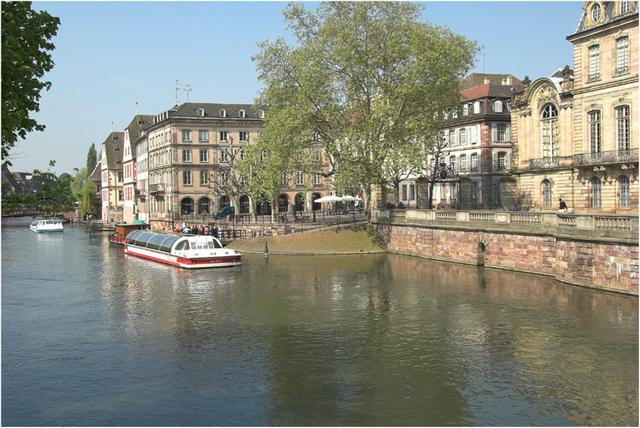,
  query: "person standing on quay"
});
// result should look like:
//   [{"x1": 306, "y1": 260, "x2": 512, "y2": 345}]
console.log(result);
[{"x1": 559, "y1": 198, "x2": 568, "y2": 212}]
